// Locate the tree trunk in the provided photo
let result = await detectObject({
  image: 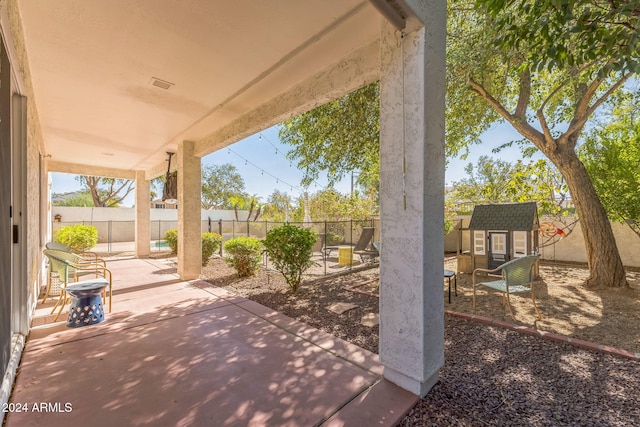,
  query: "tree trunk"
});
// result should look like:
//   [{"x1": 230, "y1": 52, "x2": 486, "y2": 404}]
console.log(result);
[{"x1": 548, "y1": 147, "x2": 628, "y2": 288}]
